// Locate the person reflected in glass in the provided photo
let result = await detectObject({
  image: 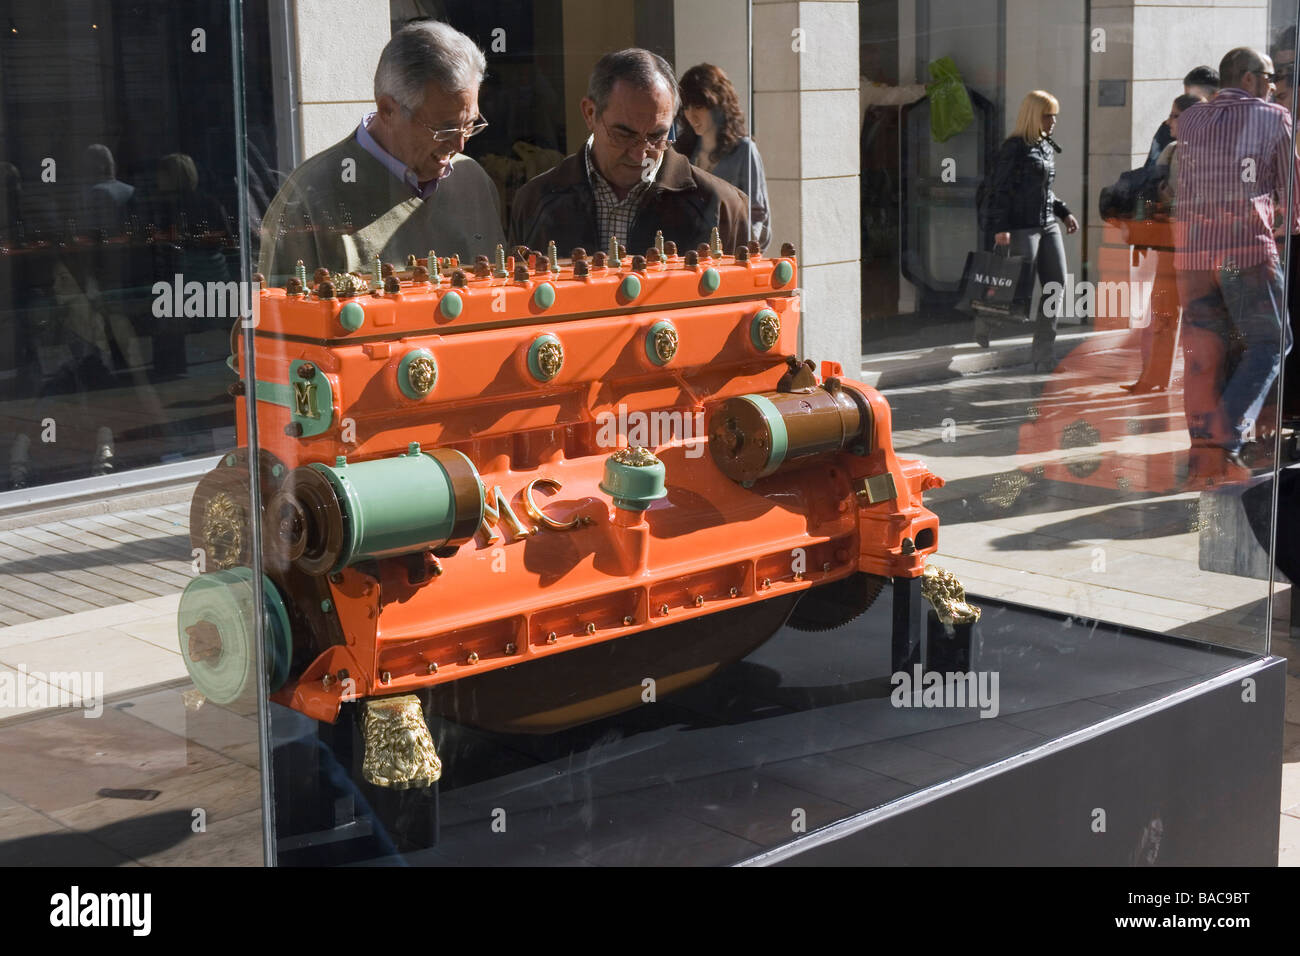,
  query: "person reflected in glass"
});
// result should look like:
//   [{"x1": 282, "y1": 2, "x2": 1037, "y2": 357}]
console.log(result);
[
  {"x1": 1122, "y1": 93, "x2": 1206, "y2": 394},
  {"x1": 675, "y1": 63, "x2": 771, "y2": 251},
  {"x1": 1175, "y1": 46, "x2": 1297, "y2": 479},
  {"x1": 141, "y1": 153, "x2": 231, "y2": 379},
  {"x1": 983, "y1": 90, "x2": 1079, "y2": 370}
]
